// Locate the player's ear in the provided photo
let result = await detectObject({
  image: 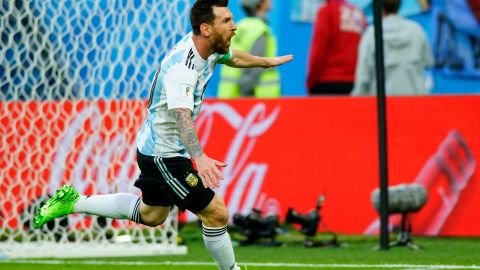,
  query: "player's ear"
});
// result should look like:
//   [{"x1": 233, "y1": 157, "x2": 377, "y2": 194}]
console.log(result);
[{"x1": 200, "y1": 23, "x2": 211, "y2": 37}]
